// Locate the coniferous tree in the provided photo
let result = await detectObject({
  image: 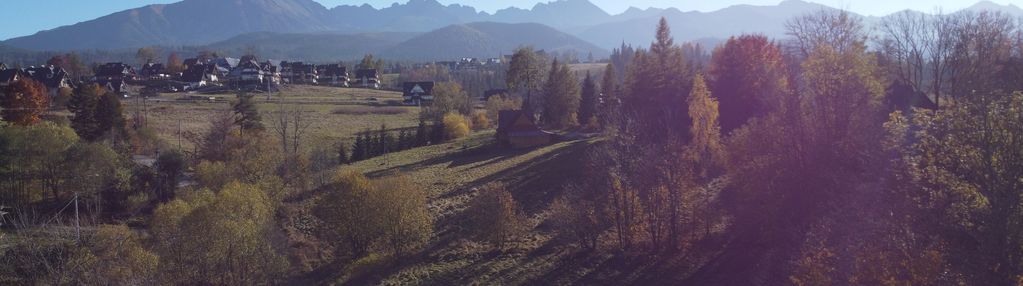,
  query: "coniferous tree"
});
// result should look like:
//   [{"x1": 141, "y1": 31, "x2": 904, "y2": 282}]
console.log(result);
[
  {"x1": 378, "y1": 124, "x2": 394, "y2": 155},
  {"x1": 233, "y1": 92, "x2": 263, "y2": 133},
  {"x1": 600, "y1": 63, "x2": 619, "y2": 129},
  {"x1": 415, "y1": 120, "x2": 429, "y2": 147},
  {"x1": 96, "y1": 91, "x2": 127, "y2": 138},
  {"x1": 351, "y1": 133, "x2": 365, "y2": 162},
  {"x1": 397, "y1": 129, "x2": 410, "y2": 151},
  {"x1": 578, "y1": 71, "x2": 598, "y2": 127},
  {"x1": 67, "y1": 83, "x2": 126, "y2": 141},
  {"x1": 542, "y1": 59, "x2": 581, "y2": 128},
  {"x1": 338, "y1": 143, "x2": 349, "y2": 165}
]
